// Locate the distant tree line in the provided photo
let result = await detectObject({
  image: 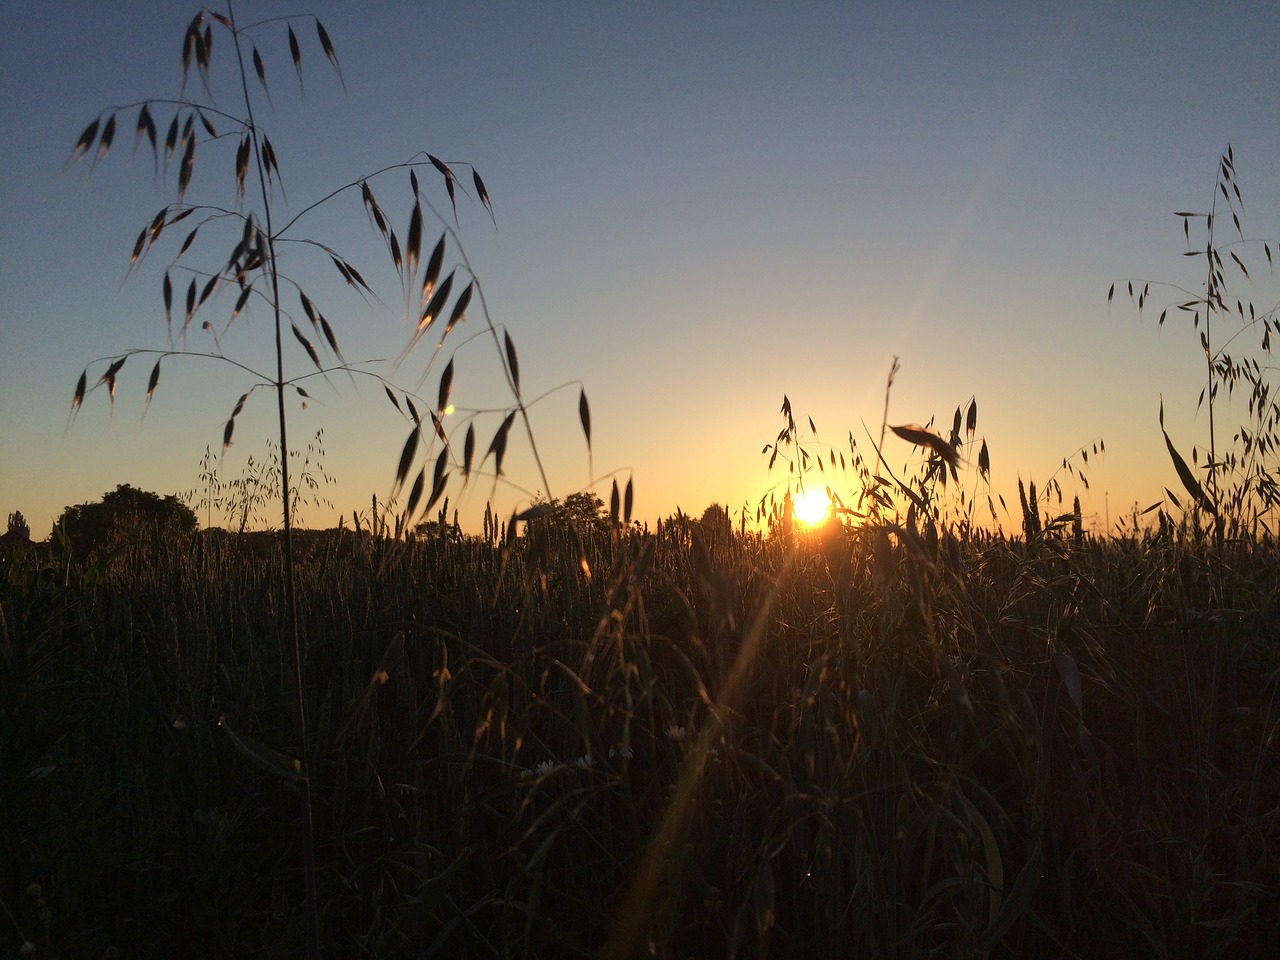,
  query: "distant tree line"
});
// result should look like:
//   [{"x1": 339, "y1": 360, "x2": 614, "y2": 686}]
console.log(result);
[{"x1": 6, "y1": 484, "x2": 754, "y2": 567}]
